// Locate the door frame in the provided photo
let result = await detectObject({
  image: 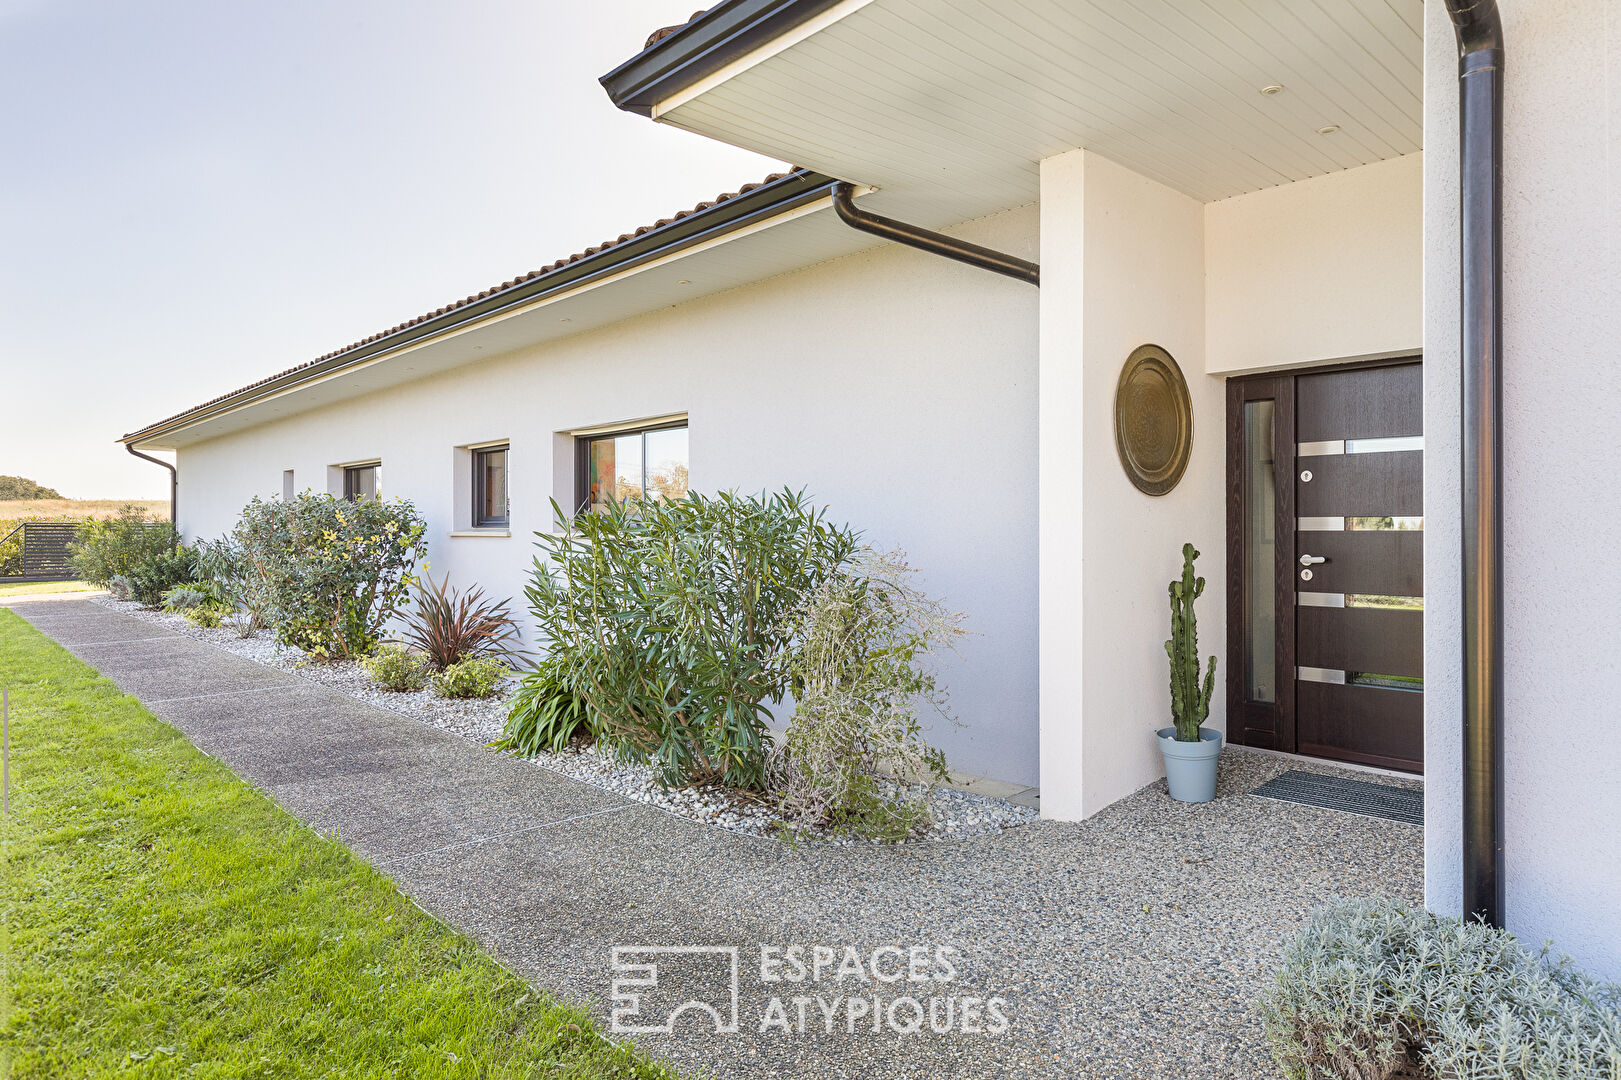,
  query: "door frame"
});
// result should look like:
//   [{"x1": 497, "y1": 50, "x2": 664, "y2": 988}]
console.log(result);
[{"x1": 1224, "y1": 355, "x2": 1422, "y2": 758}]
